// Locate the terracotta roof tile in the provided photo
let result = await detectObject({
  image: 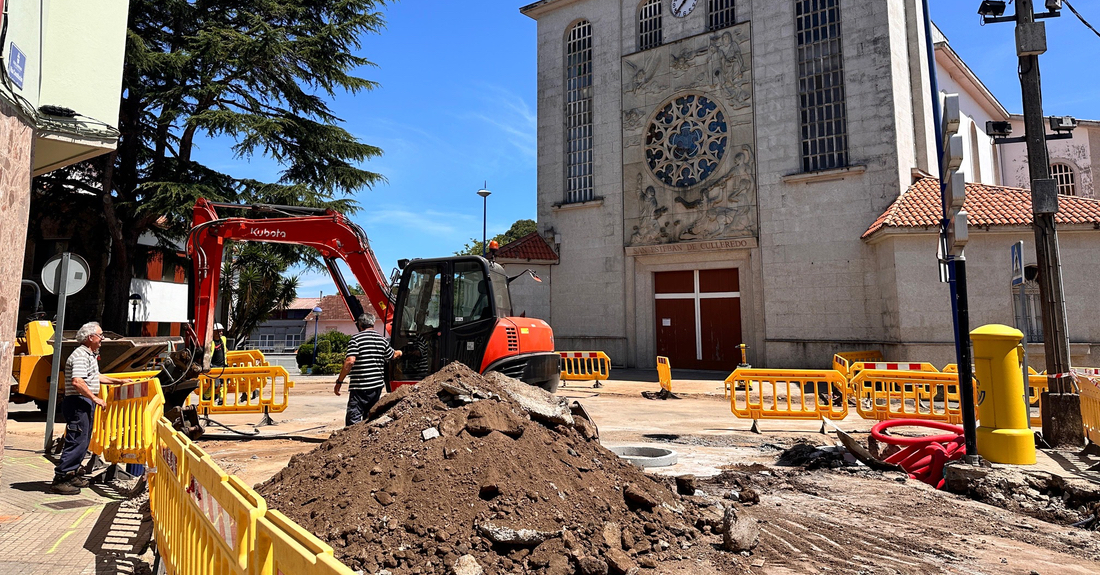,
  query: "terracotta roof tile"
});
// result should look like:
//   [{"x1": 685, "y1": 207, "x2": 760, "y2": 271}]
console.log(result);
[
  {"x1": 496, "y1": 232, "x2": 559, "y2": 263},
  {"x1": 289, "y1": 297, "x2": 320, "y2": 310},
  {"x1": 863, "y1": 178, "x2": 1100, "y2": 239},
  {"x1": 306, "y1": 294, "x2": 371, "y2": 321}
]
